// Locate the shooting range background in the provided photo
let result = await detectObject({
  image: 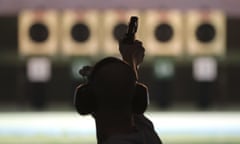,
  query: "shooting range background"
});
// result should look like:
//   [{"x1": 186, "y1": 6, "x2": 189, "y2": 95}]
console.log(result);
[{"x1": 0, "y1": 0, "x2": 240, "y2": 143}]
